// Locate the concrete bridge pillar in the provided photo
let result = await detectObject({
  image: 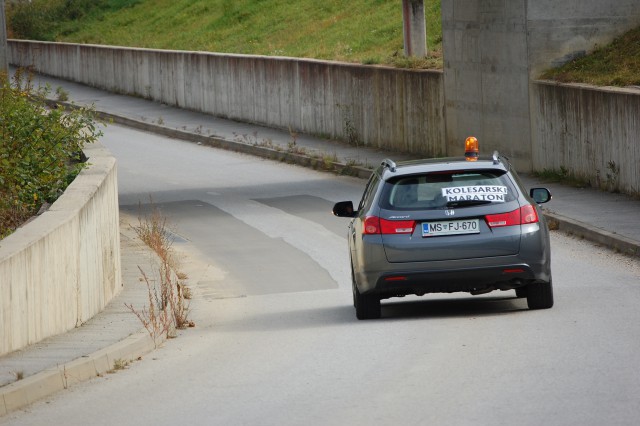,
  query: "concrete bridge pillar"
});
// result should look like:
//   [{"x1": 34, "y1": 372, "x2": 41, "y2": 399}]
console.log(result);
[{"x1": 442, "y1": 0, "x2": 531, "y2": 170}]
